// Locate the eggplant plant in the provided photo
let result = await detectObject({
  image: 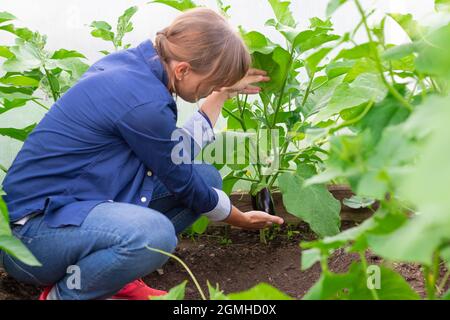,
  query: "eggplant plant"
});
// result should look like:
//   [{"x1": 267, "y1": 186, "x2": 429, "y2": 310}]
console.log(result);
[{"x1": 153, "y1": 0, "x2": 345, "y2": 241}]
